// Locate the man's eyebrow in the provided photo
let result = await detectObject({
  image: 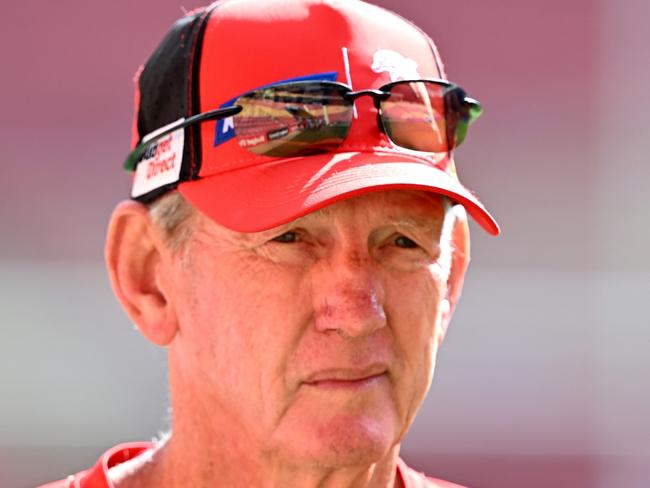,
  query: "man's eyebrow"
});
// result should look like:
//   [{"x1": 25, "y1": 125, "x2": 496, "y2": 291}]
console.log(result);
[
  {"x1": 388, "y1": 215, "x2": 443, "y2": 233},
  {"x1": 309, "y1": 205, "x2": 336, "y2": 219}
]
